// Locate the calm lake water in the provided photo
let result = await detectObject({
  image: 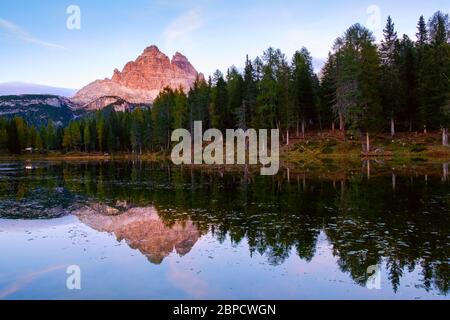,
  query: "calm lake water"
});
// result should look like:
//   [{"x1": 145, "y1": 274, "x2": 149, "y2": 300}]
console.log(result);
[{"x1": 0, "y1": 160, "x2": 448, "y2": 300}]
